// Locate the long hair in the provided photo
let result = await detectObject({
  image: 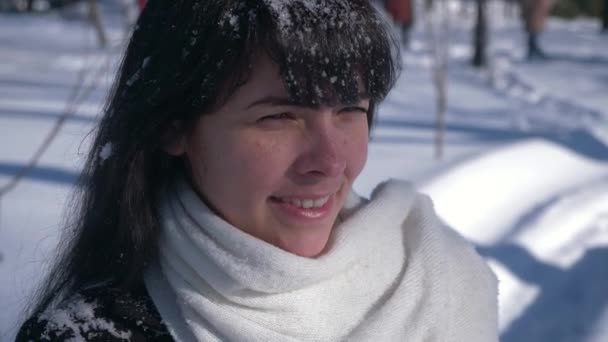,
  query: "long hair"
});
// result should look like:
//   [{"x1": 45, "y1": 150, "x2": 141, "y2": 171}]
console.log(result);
[{"x1": 30, "y1": 0, "x2": 400, "y2": 315}]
